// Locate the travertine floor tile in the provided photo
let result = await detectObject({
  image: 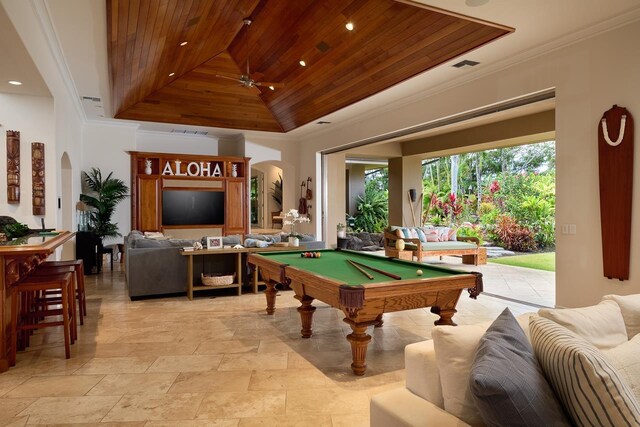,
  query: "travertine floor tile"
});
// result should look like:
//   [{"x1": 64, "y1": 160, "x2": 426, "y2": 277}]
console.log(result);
[
  {"x1": 145, "y1": 420, "x2": 238, "y2": 427},
  {"x1": 102, "y1": 393, "x2": 203, "y2": 422},
  {"x1": 196, "y1": 391, "x2": 286, "y2": 419},
  {"x1": 87, "y1": 373, "x2": 178, "y2": 396},
  {"x1": 17, "y1": 396, "x2": 120, "y2": 424},
  {"x1": 194, "y1": 340, "x2": 259, "y2": 355},
  {"x1": 168, "y1": 371, "x2": 251, "y2": 393},
  {"x1": 238, "y1": 415, "x2": 332, "y2": 426},
  {"x1": 0, "y1": 398, "x2": 36, "y2": 419},
  {"x1": 249, "y1": 369, "x2": 329, "y2": 390},
  {"x1": 218, "y1": 353, "x2": 287, "y2": 371},
  {"x1": 147, "y1": 355, "x2": 223, "y2": 373},
  {"x1": 6, "y1": 375, "x2": 103, "y2": 398},
  {"x1": 74, "y1": 357, "x2": 156, "y2": 374},
  {"x1": 285, "y1": 388, "x2": 369, "y2": 415}
]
